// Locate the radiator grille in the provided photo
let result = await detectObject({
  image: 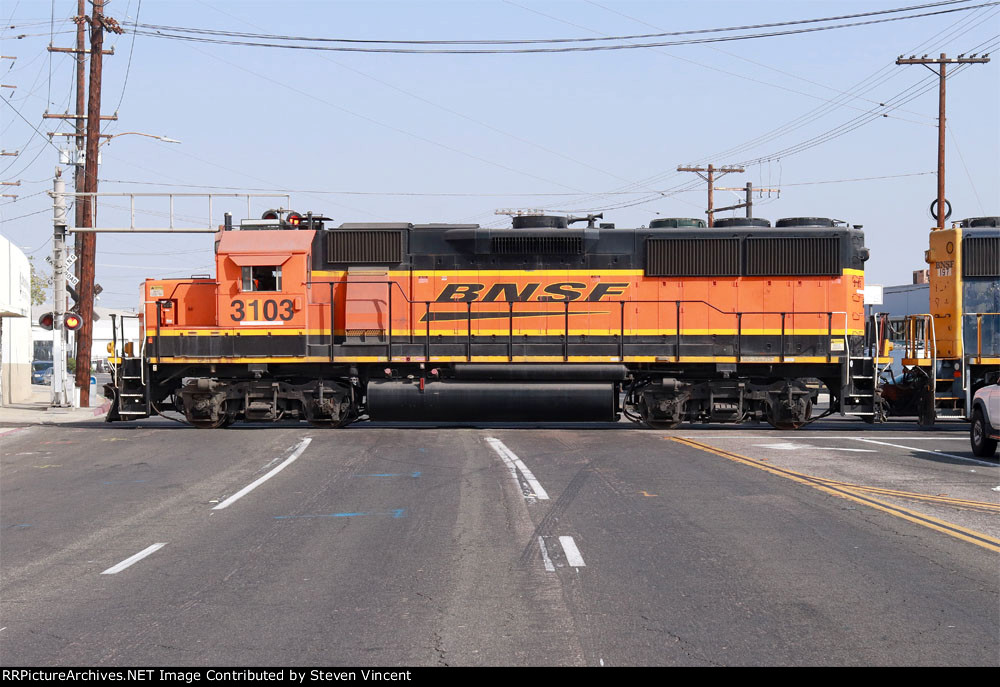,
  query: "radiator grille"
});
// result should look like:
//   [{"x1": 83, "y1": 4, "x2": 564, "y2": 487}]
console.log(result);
[
  {"x1": 491, "y1": 235, "x2": 583, "y2": 255},
  {"x1": 963, "y1": 236, "x2": 1000, "y2": 277},
  {"x1": 327, "y1": 230, "x2": 403, "y2": 263},
  {"x1": 745, "y1": 237, "x2": 840, "y2": 276},
  {"x1": 646, "y1": 238, "x2": 739, "y2": 277}
]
